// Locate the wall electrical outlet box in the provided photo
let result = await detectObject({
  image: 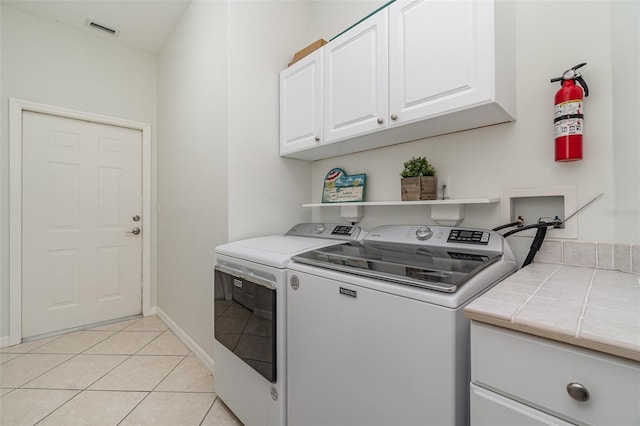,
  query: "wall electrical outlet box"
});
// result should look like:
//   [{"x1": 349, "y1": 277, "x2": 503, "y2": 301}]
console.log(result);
[
  {"x1": 437, "y1": 176, "x2": 451, "y2": 199},
  {"x1": 500, "y1": 186, "x2": 577, "y2": 239}
]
